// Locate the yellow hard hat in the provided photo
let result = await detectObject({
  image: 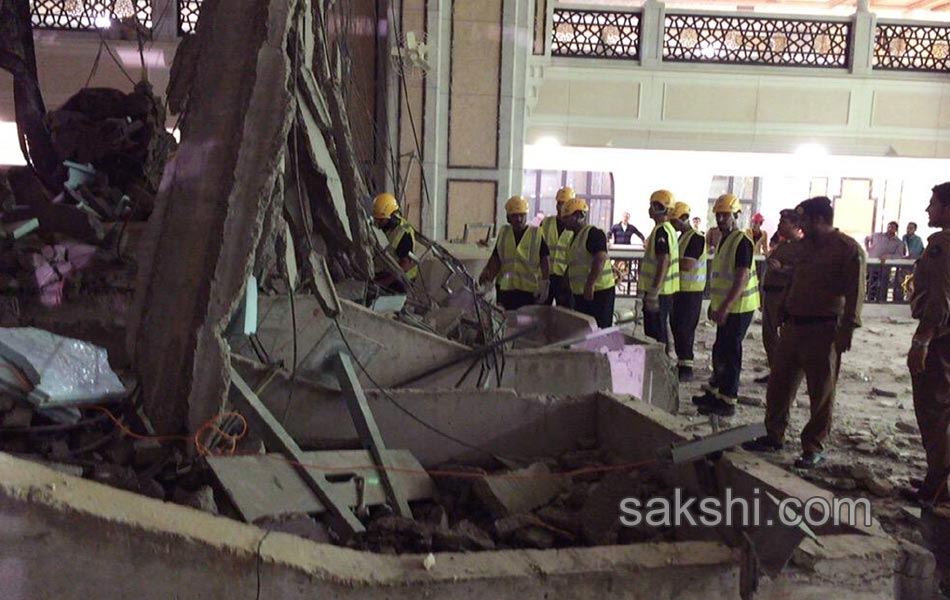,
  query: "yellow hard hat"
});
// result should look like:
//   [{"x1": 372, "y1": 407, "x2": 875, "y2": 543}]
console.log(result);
[
  {"x1": 649, "y1": 189, "x2": 675, "y2": 208},
  {"x1": 713, "y1": 193, "x2": 741, "y2": 214},
  {"x1": 670, "y1": 201, "x2": 691, "y2": 221},
  {"x1": 555, "y1": 187, "x2": 576, "y2": 203},
  {"x1": 505, "y1": 195, "x2": 529, "y2": 215},
  {"x1": 563, "y1": 197, "x2": 589, "y2": 216},
  {"x1": 373, "y1": 193, "x2": 399, "y2": 219}
]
